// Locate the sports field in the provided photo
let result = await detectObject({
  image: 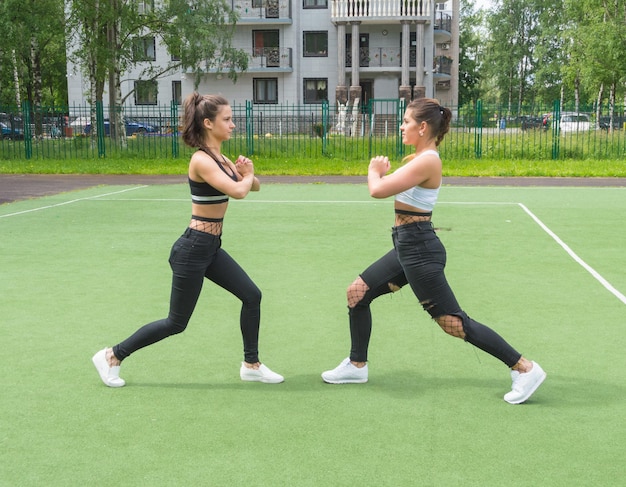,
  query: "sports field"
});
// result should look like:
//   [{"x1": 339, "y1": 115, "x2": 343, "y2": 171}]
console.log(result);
[{"x1": 1, "y1": 180, "x2": 624, "y2": 486}]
